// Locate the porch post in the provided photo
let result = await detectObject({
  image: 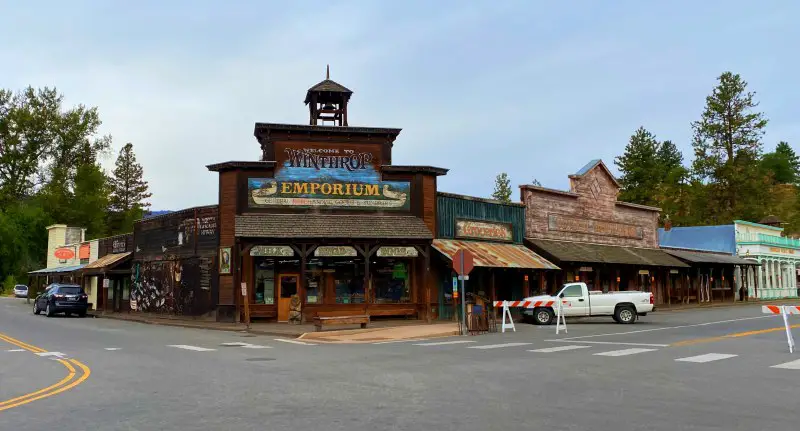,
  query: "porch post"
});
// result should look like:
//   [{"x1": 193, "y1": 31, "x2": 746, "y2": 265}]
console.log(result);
[{"x1": 425, "y1": 245, "x2": 431, "y2": 323}]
